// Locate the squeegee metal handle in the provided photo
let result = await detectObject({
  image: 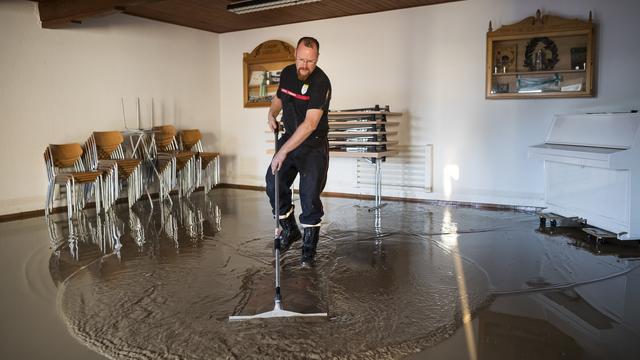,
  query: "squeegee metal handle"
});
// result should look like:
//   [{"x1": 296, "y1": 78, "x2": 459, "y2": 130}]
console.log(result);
[
  {"x1": 273, "y1": 129, "x2": 282, "y2": 294},
  {"x1": 274, "y1": 129, "x2": 280, "y2": 232}
]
